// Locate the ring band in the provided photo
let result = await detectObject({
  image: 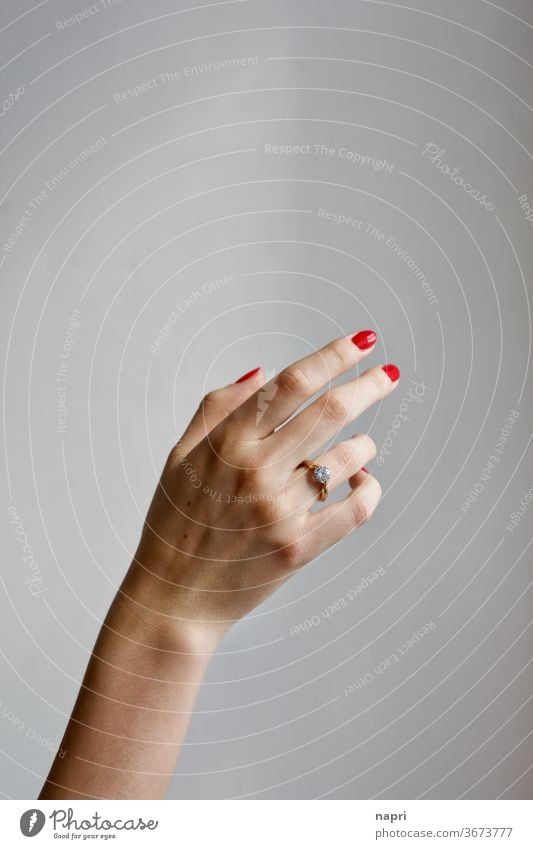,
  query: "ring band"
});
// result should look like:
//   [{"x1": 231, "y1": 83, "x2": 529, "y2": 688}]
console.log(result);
[{"x1": 298, "y1": 460, "x2": 331, "y2": 501}]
